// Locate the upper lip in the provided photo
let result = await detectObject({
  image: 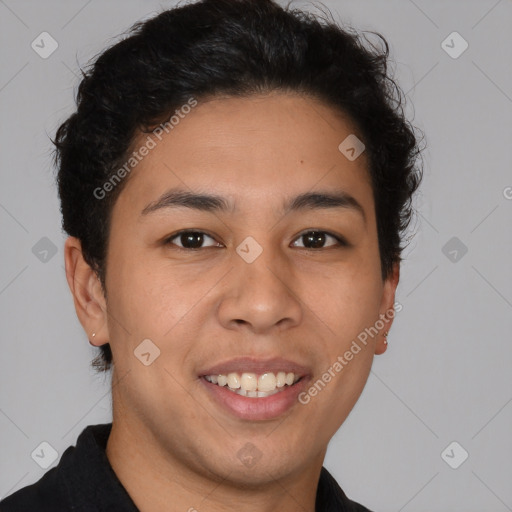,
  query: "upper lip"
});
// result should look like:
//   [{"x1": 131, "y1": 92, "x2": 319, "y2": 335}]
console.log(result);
[{"x1": 199, "y1": 357, "x2": 311, "y2": 377}]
